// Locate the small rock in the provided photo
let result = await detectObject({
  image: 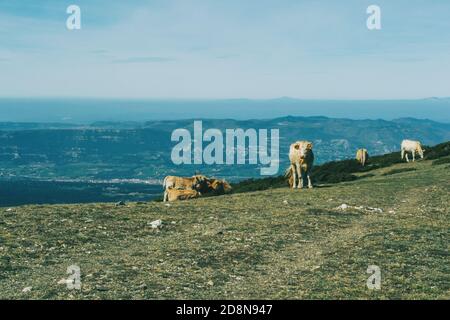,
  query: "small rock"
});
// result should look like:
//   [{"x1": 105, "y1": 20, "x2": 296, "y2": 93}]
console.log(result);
[
  {"x1": 283, "y1": 200, "x2": 288, "y2": 205},
  {"x1": 337, "y1": 204, "x2": 349, "y2": 210},
  {"x1": 57, "y1": 278, "x2": 69, "y2": 285},
  {"x1": 388, "y1": 210, "x2": 395, "y2": 214},
  {"x1": 149, "y1": 219, "x2": 163, "y2": 229},
  {"x1": 115, "y1": 201, "x2": 126, "y2": 206},
  {"x1": 207, "y1": 280, "x2": 214, "y2": 286},
  {"x1": 164, "y1": 203, "x2": 171, "y2": 207},
  {"x1": 6, "y1": 208, "x2": 13, "y2": 212},
  {"x1": 367, "y1": 207, "x2": 383, "y2": 213},
  {"x1": 22, "y1": 286, "x2": 32, "y2": 293}
]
